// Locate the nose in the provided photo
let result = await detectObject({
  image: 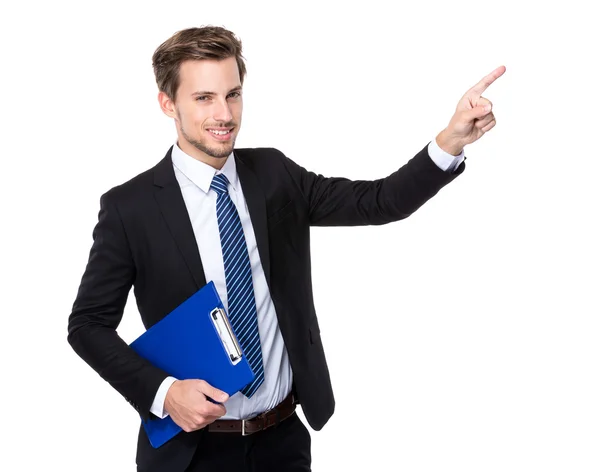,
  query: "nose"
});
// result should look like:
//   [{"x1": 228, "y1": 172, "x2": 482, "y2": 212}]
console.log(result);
[{"x1": 213, "y1": 97, "x2": 233, "y2": 123}]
